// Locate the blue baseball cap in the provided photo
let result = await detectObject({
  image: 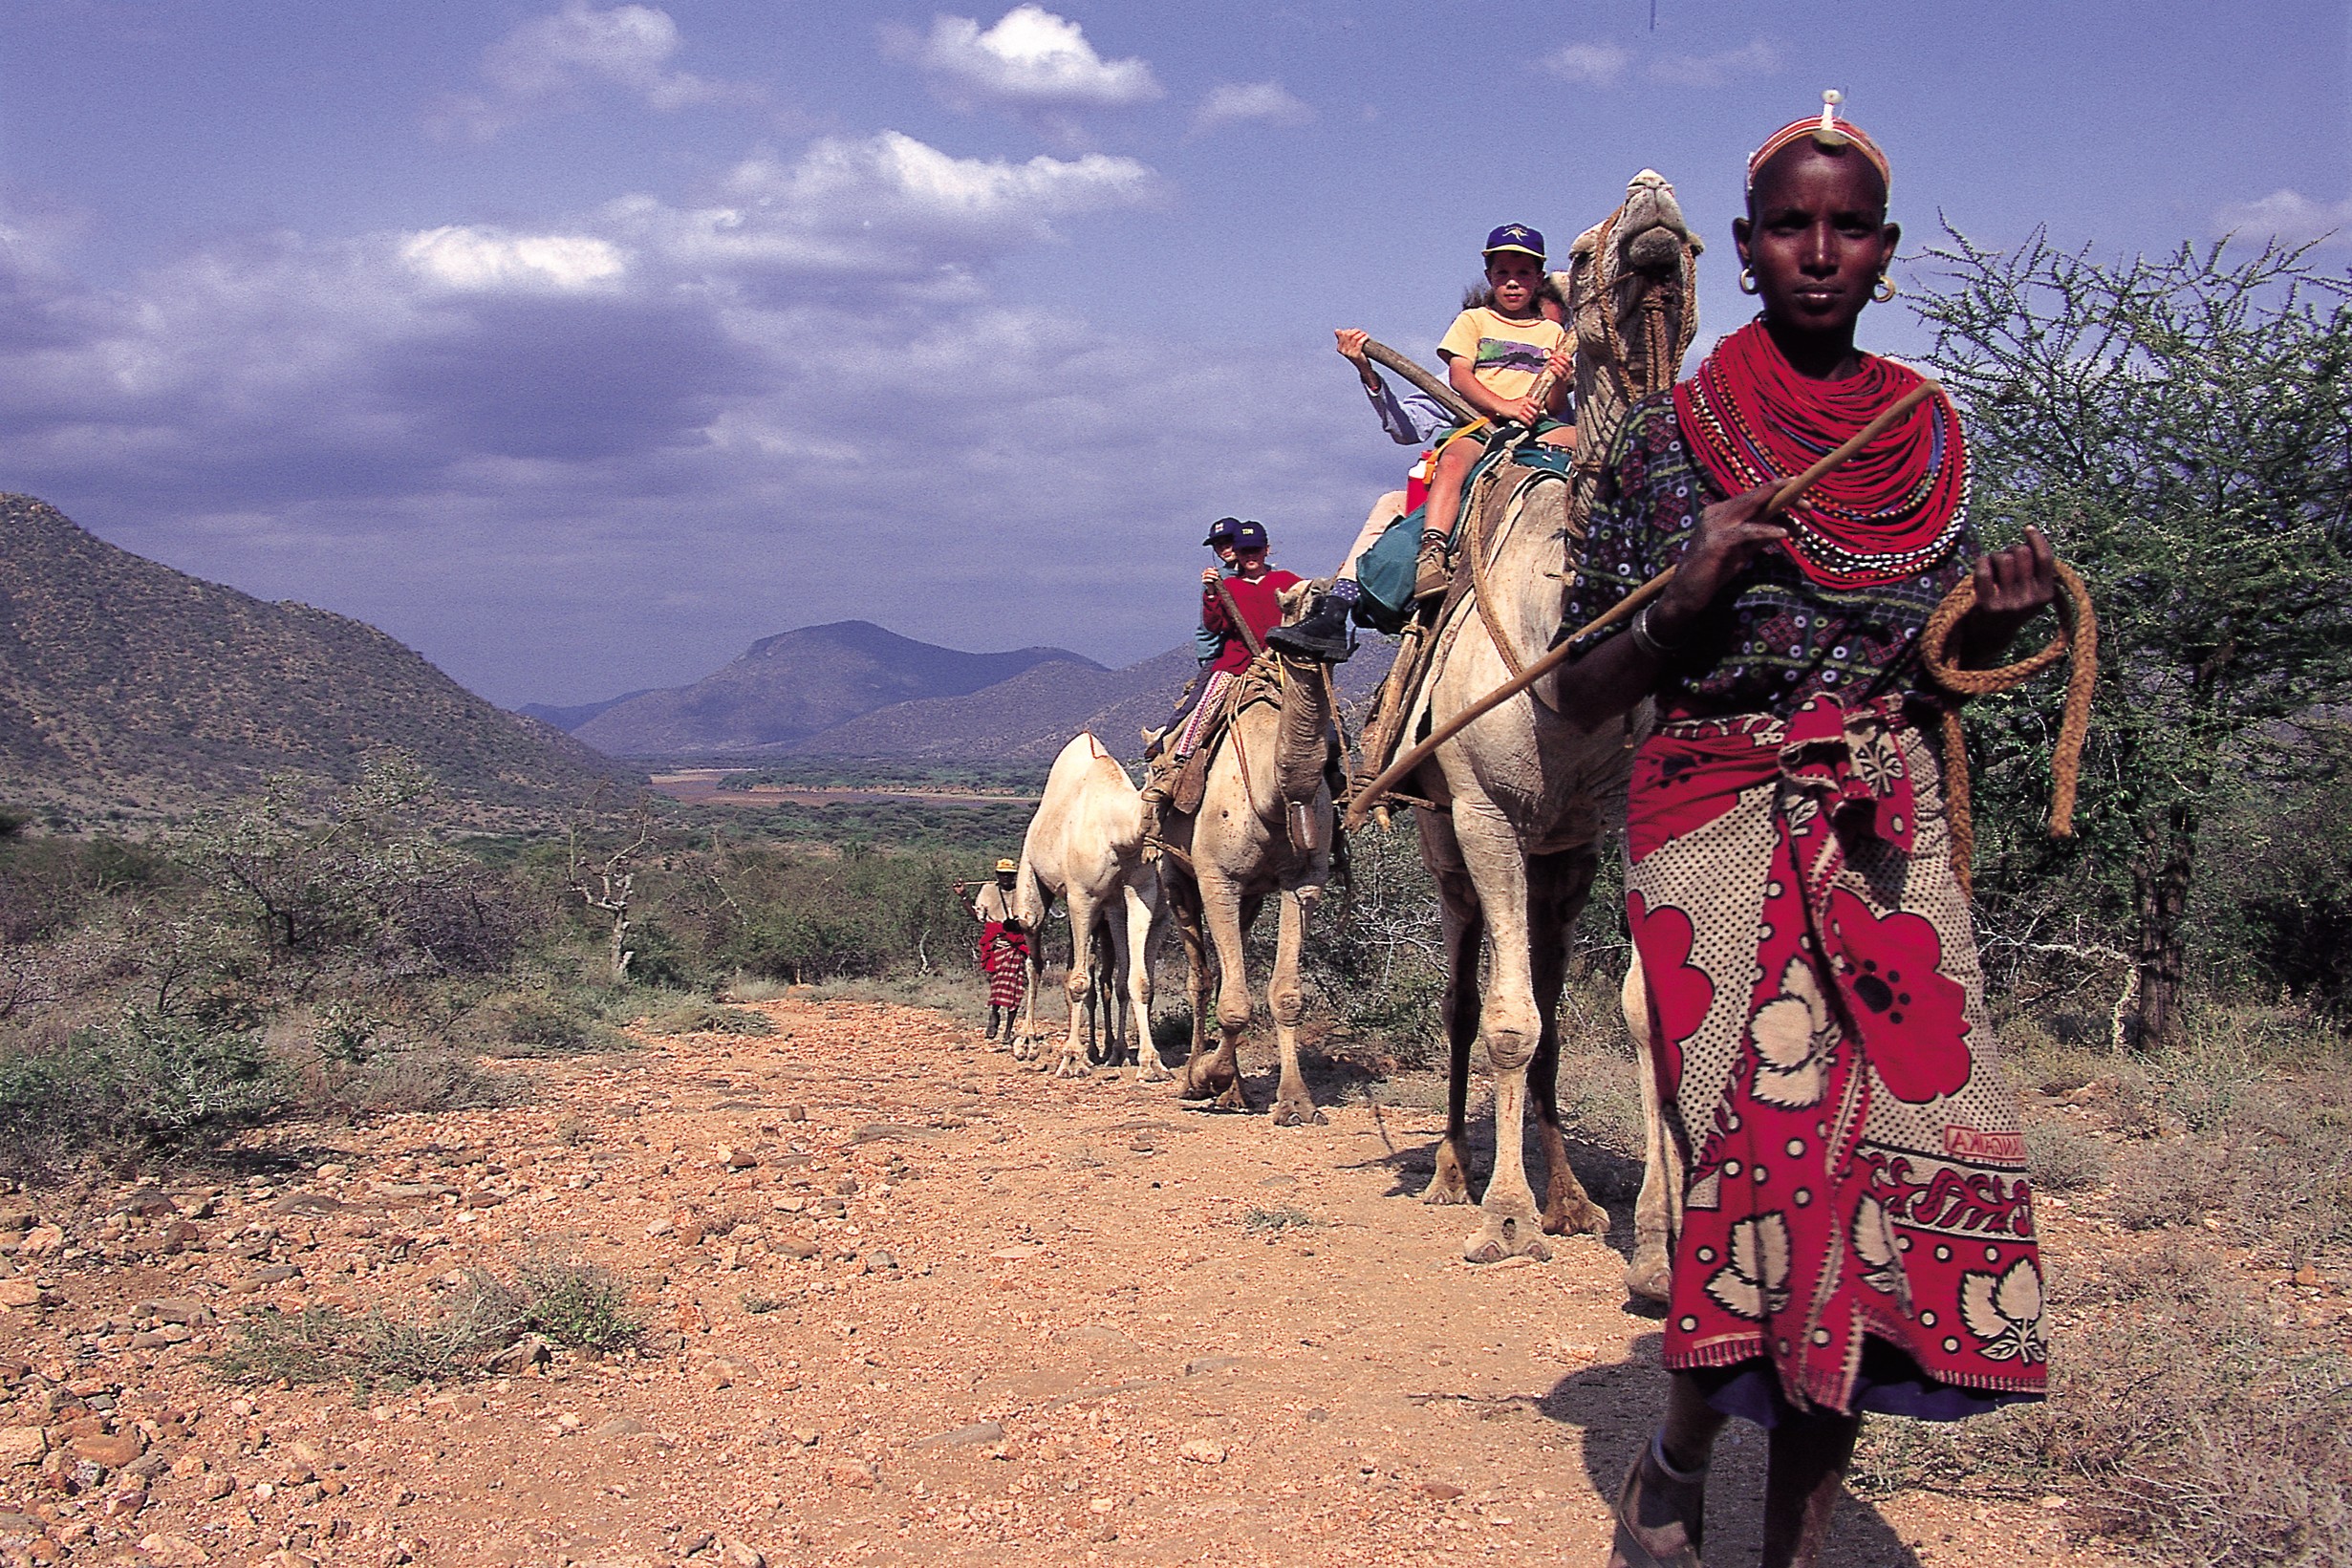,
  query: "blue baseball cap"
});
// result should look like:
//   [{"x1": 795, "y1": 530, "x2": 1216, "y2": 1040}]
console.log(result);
[
  {"x1": 1201, "y1": 515, "x2": 1242, "y2": 547},
  {"x1": 1483, "y1": 223, "x2": 1545, "y2": 259},
  {"x1": 1231, "y1": 521, "x2": 1269, "y2": 550}
]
